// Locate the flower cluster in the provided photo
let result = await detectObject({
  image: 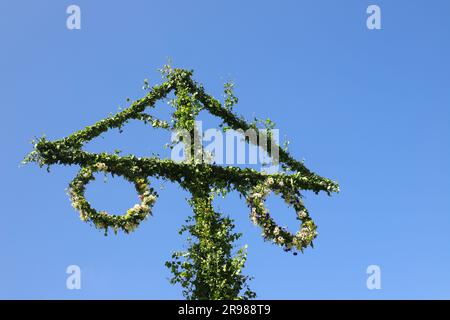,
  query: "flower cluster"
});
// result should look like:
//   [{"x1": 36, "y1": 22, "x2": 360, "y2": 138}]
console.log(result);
[
  {"x1": 68, "y1": 163, "x2": 158, "y2": 235},
  {"x1": 246, "y1": 177, "x2": 318, "y2": 254},
  {"x1": 94, "y1": 162, "x2": 108, "y2": 171}
]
